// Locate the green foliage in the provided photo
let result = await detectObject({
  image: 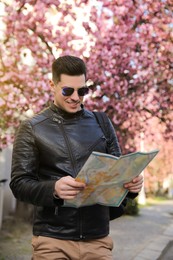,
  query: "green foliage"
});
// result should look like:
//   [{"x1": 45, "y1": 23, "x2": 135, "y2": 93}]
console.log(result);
[{"x1": 124, "y1": 198, "x2": 139, "y2": 216}]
